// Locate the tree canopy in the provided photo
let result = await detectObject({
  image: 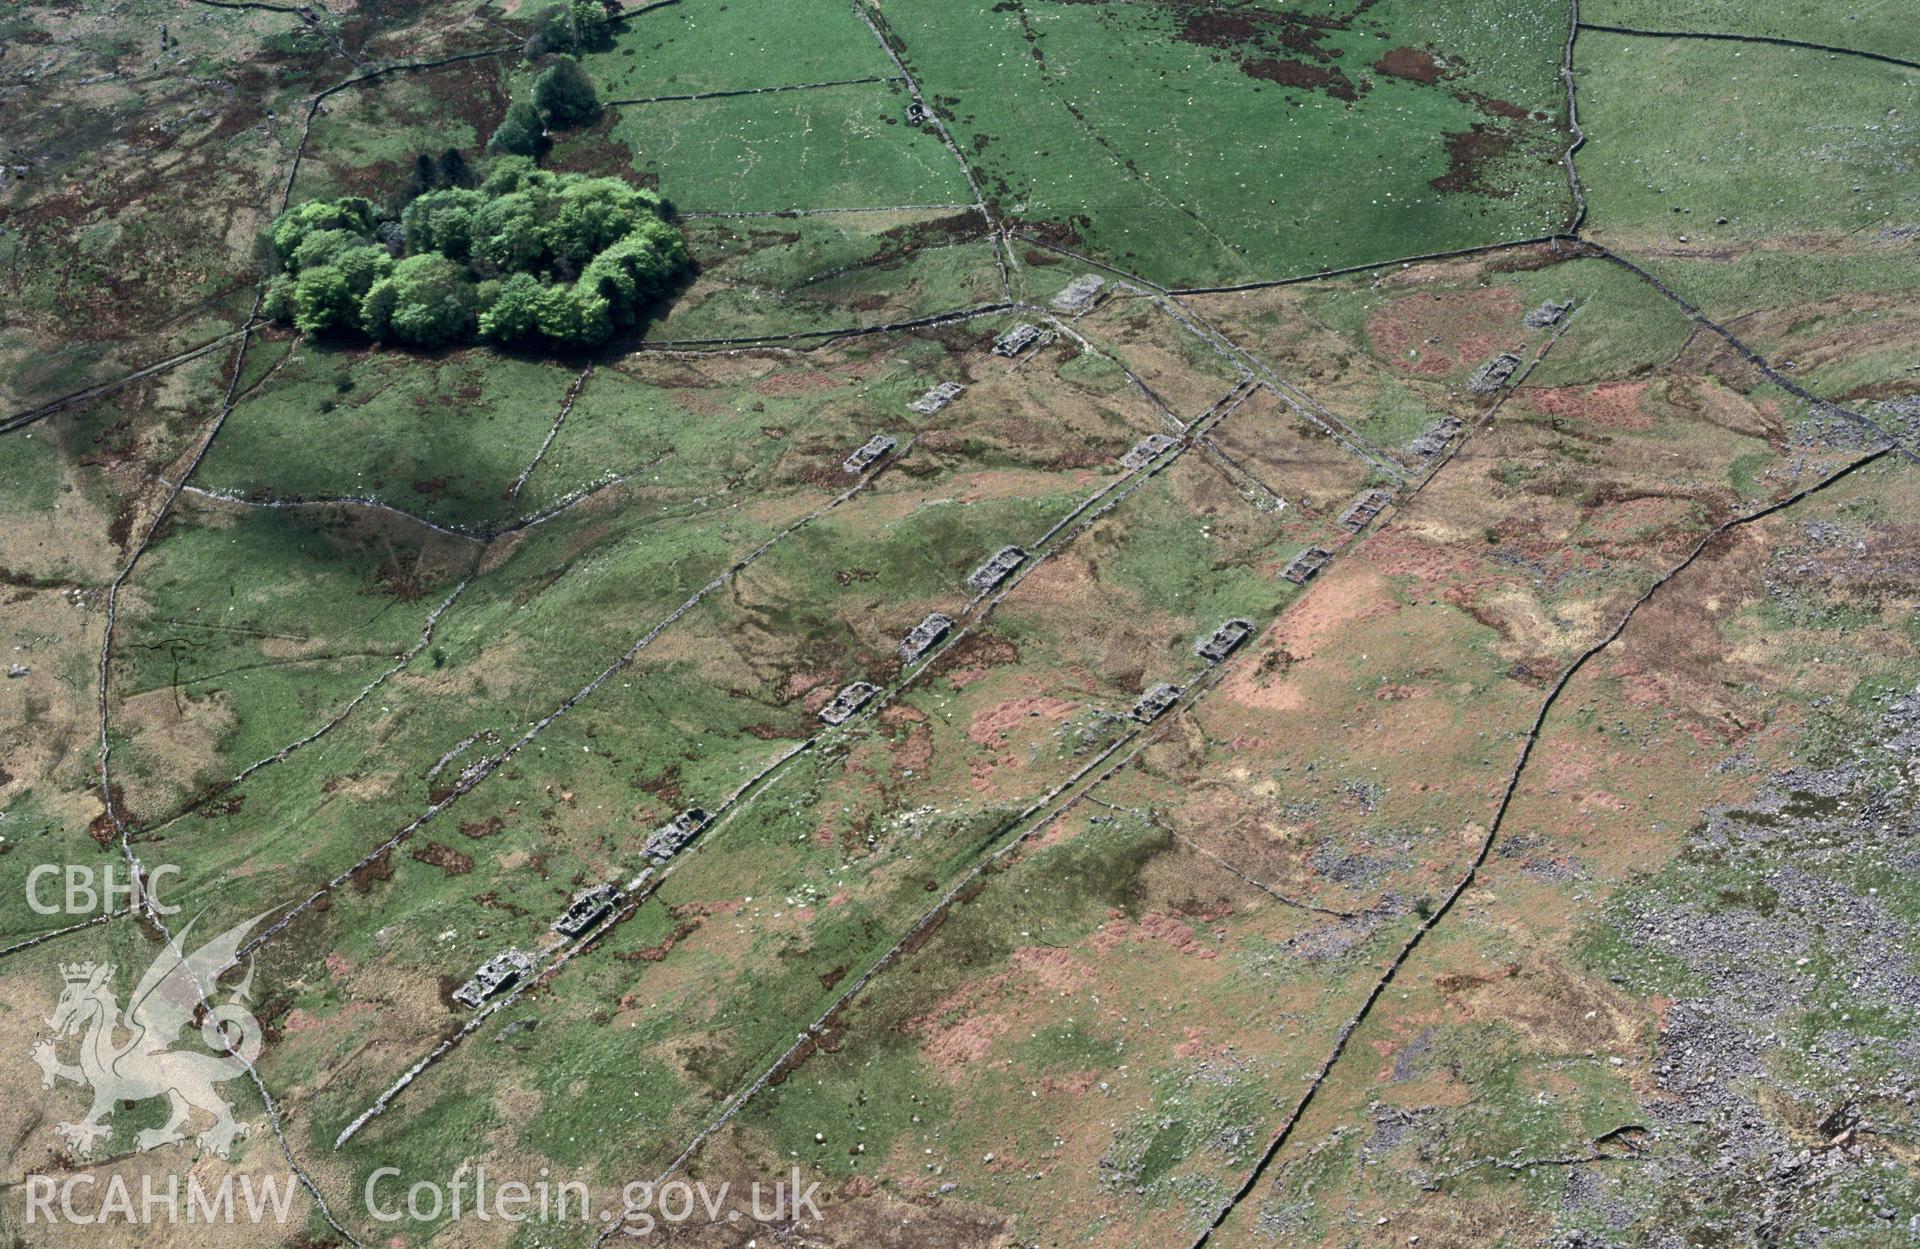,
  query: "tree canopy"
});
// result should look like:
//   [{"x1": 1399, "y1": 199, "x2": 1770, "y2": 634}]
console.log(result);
[
  {"x1": 525, "y1": 2, "x2": 612, "y2": 58},
  {"x1": 265, "y1": 158, "x2": 686, "y2": 351},
  {"x1": 486, "y1": 101, "x2": 545, "y2": 158},
  {"x1": 533, "y1": 57, "x2": 600, "y2": 129}
]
